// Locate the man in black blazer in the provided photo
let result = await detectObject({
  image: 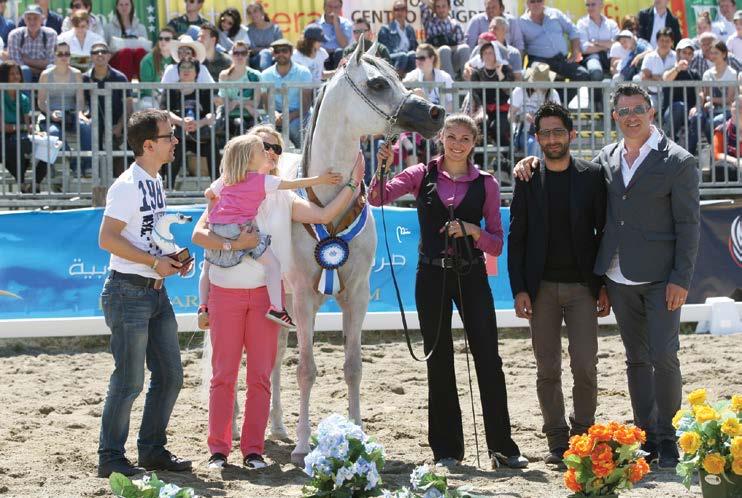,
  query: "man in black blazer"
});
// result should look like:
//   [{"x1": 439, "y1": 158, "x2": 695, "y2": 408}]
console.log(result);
[
  {"x1": 637, "y1": 0, "x2": 681, "y2": 47},
  {"x1": 508, "y1": 102, "x2": 610, "y2": 465}
]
